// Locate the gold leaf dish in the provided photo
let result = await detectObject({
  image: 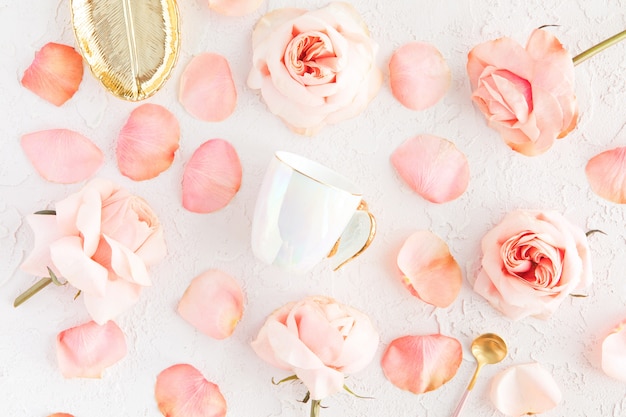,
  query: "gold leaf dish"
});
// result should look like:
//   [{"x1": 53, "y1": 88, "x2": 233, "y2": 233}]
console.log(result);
[{"x1": 70, "y1": 0, "x2": 180, "y2": 101}]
